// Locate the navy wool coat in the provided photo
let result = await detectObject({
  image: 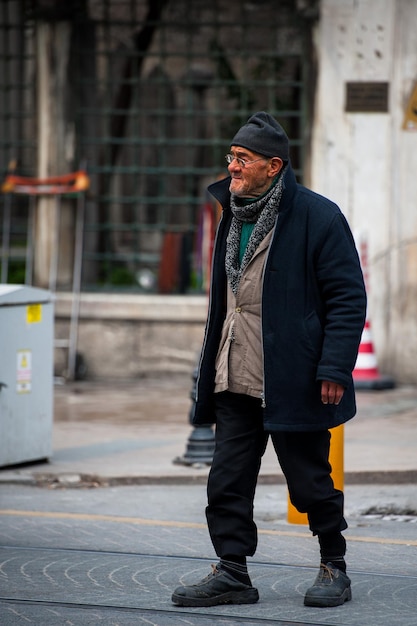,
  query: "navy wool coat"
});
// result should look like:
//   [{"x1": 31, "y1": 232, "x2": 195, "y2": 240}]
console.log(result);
[{"x1": 193, "y1": 164, "x2": 367, "y2": 432}]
